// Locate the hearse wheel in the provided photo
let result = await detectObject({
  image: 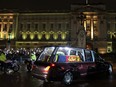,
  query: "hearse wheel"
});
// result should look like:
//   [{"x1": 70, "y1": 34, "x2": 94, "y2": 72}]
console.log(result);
[{"x1": 62, "y1": 72, "x2": 73, "y2": 85}]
